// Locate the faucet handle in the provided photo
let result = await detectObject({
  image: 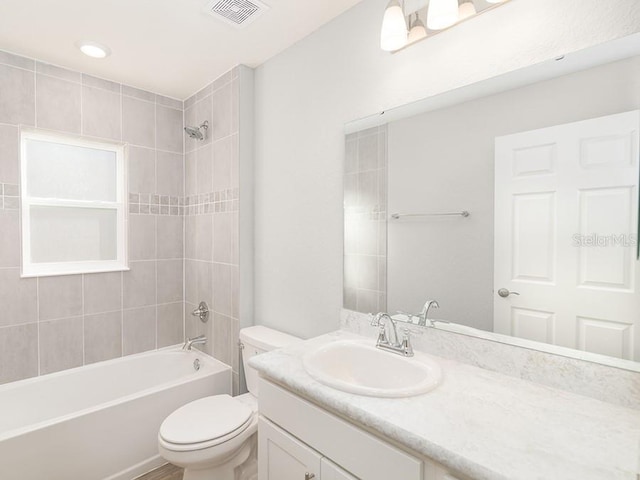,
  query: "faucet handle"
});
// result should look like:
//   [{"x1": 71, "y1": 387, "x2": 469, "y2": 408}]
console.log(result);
[{"x1": 400, "y1": 328, "x2": 414, "y2": 357}]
